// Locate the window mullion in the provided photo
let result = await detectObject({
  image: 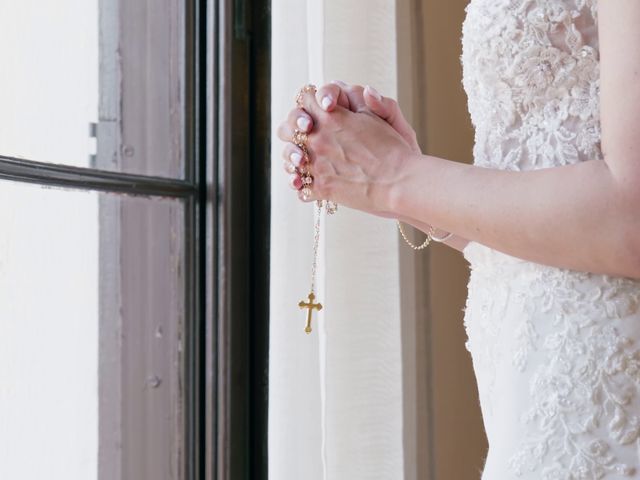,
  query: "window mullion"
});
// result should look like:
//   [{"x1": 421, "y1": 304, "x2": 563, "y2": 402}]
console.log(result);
[{"x1": 0, "y1": 155, "x2": 196, "y2": 198}]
